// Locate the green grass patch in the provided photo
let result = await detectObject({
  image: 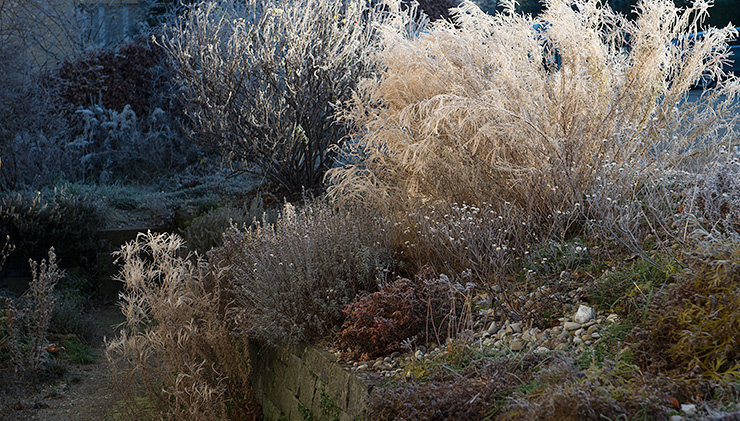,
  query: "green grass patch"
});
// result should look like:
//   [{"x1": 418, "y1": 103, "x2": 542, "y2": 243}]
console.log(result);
[{"x1": 60, "y1": 337, "x2": 98, "y2": 364}]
